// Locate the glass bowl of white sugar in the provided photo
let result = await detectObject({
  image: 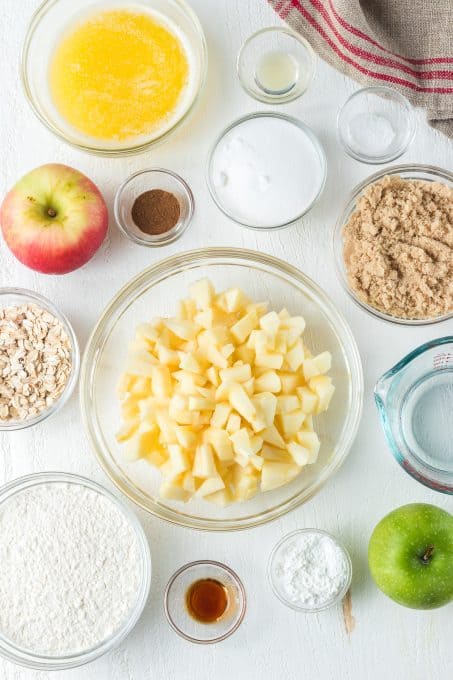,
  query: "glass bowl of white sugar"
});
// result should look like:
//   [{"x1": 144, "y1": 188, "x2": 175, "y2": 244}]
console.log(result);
[
  {"x1": 0, "y1": 472, "x2": 151, "y2": 670},
  {"x1": 207, "y1": 113, "x2": 326, "y2": 230},
  {"x1": 268, "y1": 529, "x2": 352, "y2": 612}
]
